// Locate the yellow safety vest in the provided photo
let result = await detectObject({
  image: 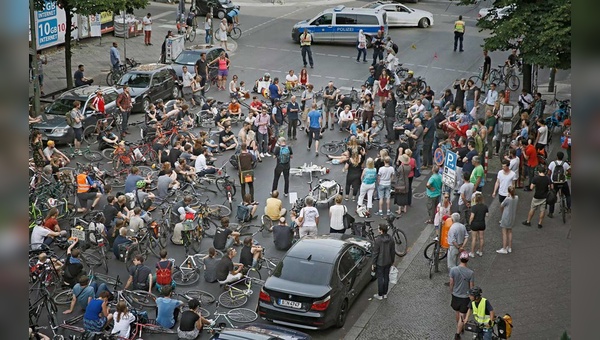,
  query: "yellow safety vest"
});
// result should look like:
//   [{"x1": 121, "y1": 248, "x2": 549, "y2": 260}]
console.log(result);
[
  {"x1": 454, "y1": 20, "x2": 465, "y2": 33},
  {"x1": 301, "y1": 33, "x2": 312, "y2": 46},
  {"x1": 472, "y1": 298, "x2": 491, "y2": 325}
]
